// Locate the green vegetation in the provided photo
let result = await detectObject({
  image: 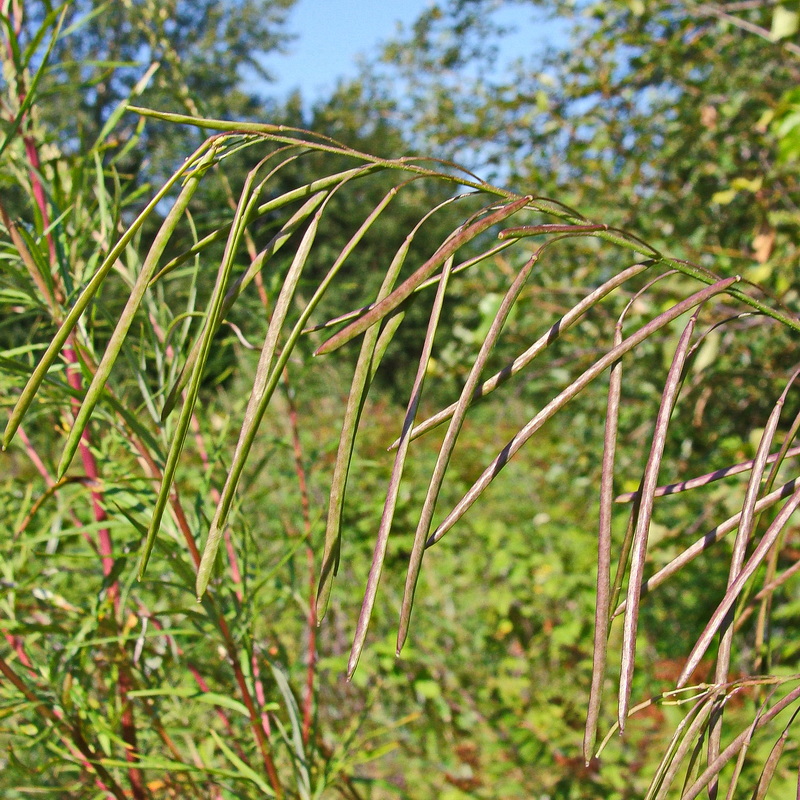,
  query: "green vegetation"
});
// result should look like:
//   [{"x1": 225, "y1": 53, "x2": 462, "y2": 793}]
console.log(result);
[{"x1": 1, "y1": 2, "x2": 799, "y2": 798}]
